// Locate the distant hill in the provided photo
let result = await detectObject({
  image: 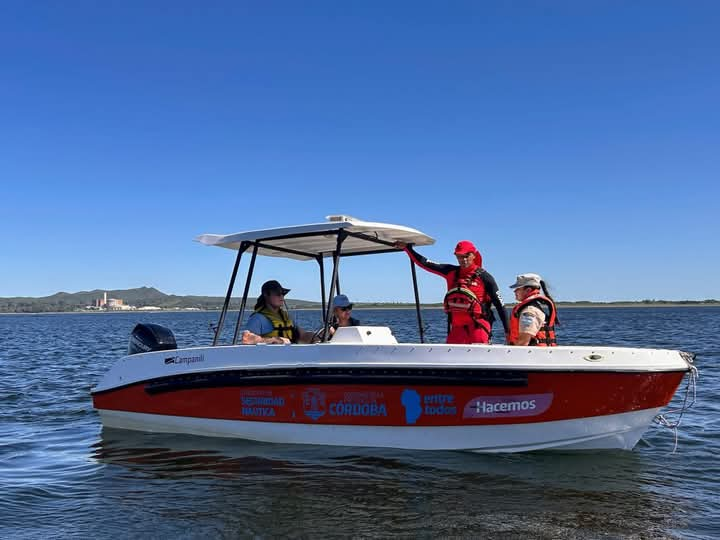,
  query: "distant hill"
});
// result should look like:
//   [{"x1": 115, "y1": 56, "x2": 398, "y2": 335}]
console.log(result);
[
  {"x1": 0, "y1": 287, "x2": 717, "y2": 313},
  {"x1": 0, "y1": 287, "x2": 319, "y2": 313}
]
